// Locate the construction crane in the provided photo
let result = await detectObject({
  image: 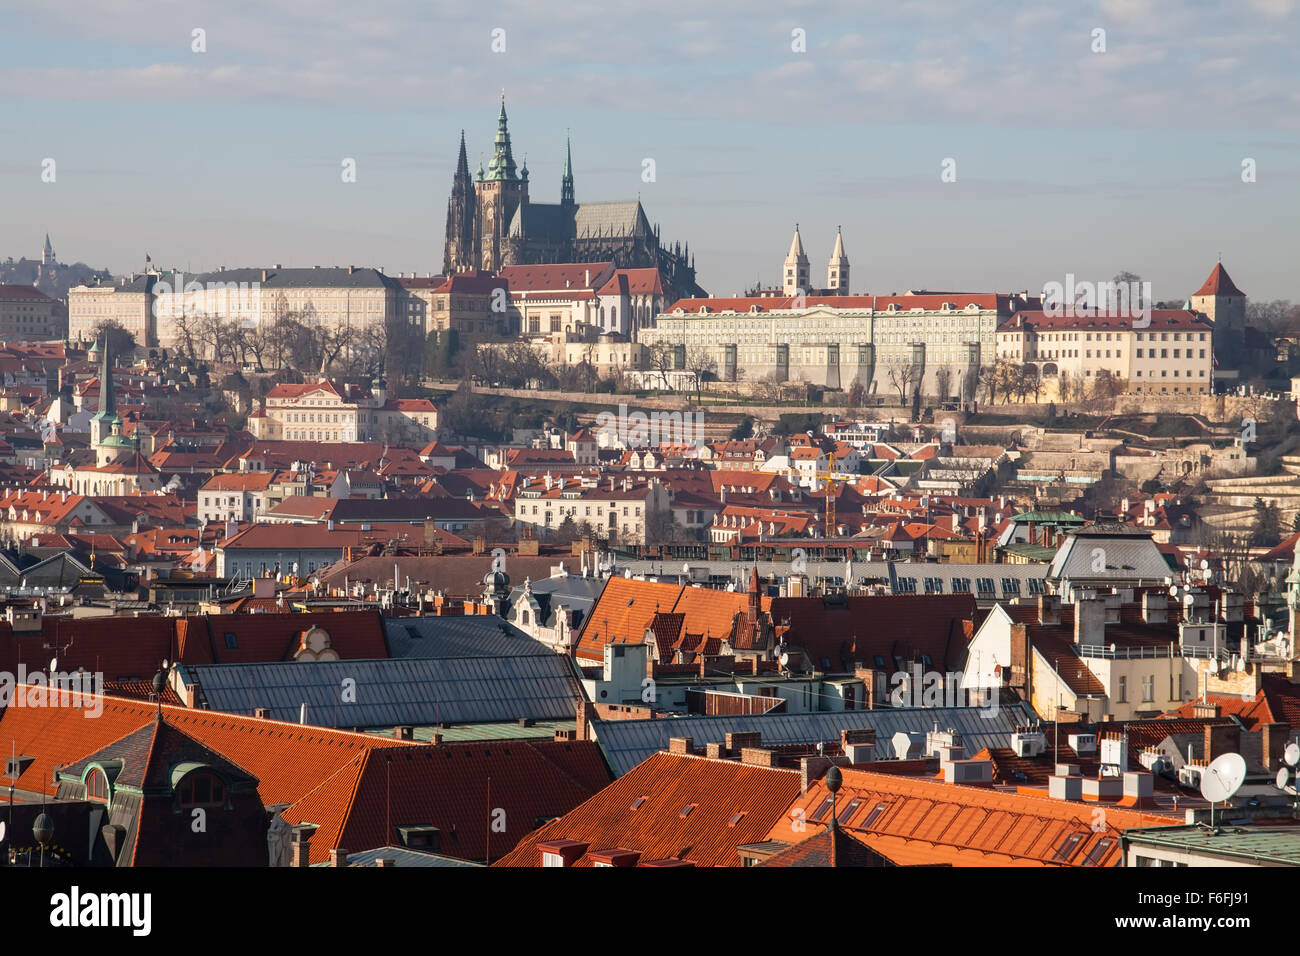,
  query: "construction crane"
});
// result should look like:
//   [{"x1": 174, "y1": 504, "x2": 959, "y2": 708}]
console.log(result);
[{"x1": 814, "y1": 446, "x2": 844, "y2": 537}]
